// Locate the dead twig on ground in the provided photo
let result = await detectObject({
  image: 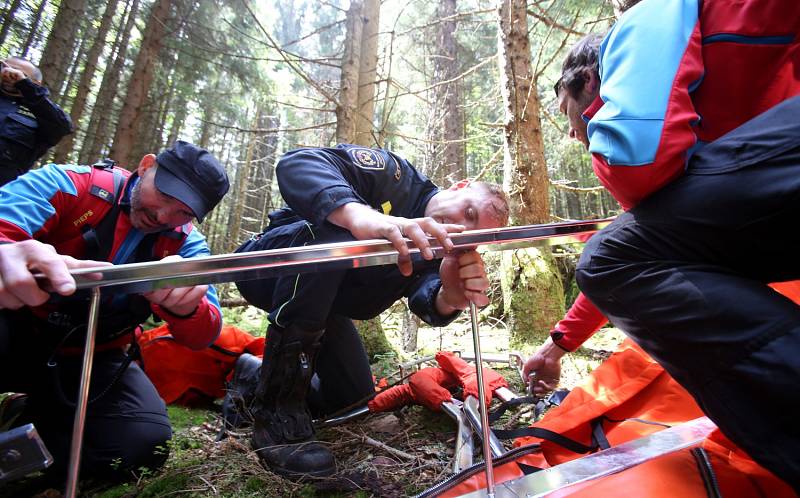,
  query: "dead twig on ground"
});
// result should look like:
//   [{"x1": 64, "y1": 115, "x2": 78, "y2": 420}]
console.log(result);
[{"x1": 338, "y1": 427, "x2": 417, "y2": 461}]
